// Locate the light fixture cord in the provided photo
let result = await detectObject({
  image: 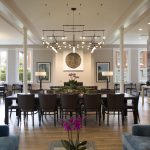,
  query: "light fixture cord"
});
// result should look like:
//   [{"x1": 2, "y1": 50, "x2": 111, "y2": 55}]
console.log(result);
[{"x1": 73, "y1": 9, "x2": 75, "y2": 47}]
